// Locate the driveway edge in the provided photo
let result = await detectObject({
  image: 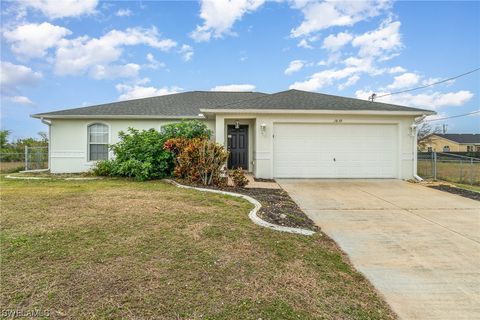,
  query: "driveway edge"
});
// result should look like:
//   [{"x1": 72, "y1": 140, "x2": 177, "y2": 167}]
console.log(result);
[{"x1": 164, "y1": 179, "x2": 315, "y2": 236}]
